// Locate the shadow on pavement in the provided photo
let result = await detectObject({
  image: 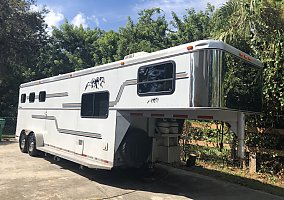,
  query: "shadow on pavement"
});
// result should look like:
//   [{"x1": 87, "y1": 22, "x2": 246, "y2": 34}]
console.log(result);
[
  {"x1": 42, "y1": 154, "x2": 284, "y2": 200},
  {"x1": 43, "y1": 154, "x2": 204, "y2": 199},
  {"x1": 182, "y1": 165, "x2": 284, "y2": 197}
]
